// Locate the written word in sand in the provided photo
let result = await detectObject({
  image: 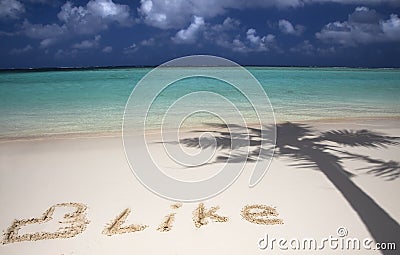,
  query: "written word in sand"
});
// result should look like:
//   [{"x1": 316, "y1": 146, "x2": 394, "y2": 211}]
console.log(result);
[{"x1": 2, "y1": 202, "x2": 283, "y2": 244}]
